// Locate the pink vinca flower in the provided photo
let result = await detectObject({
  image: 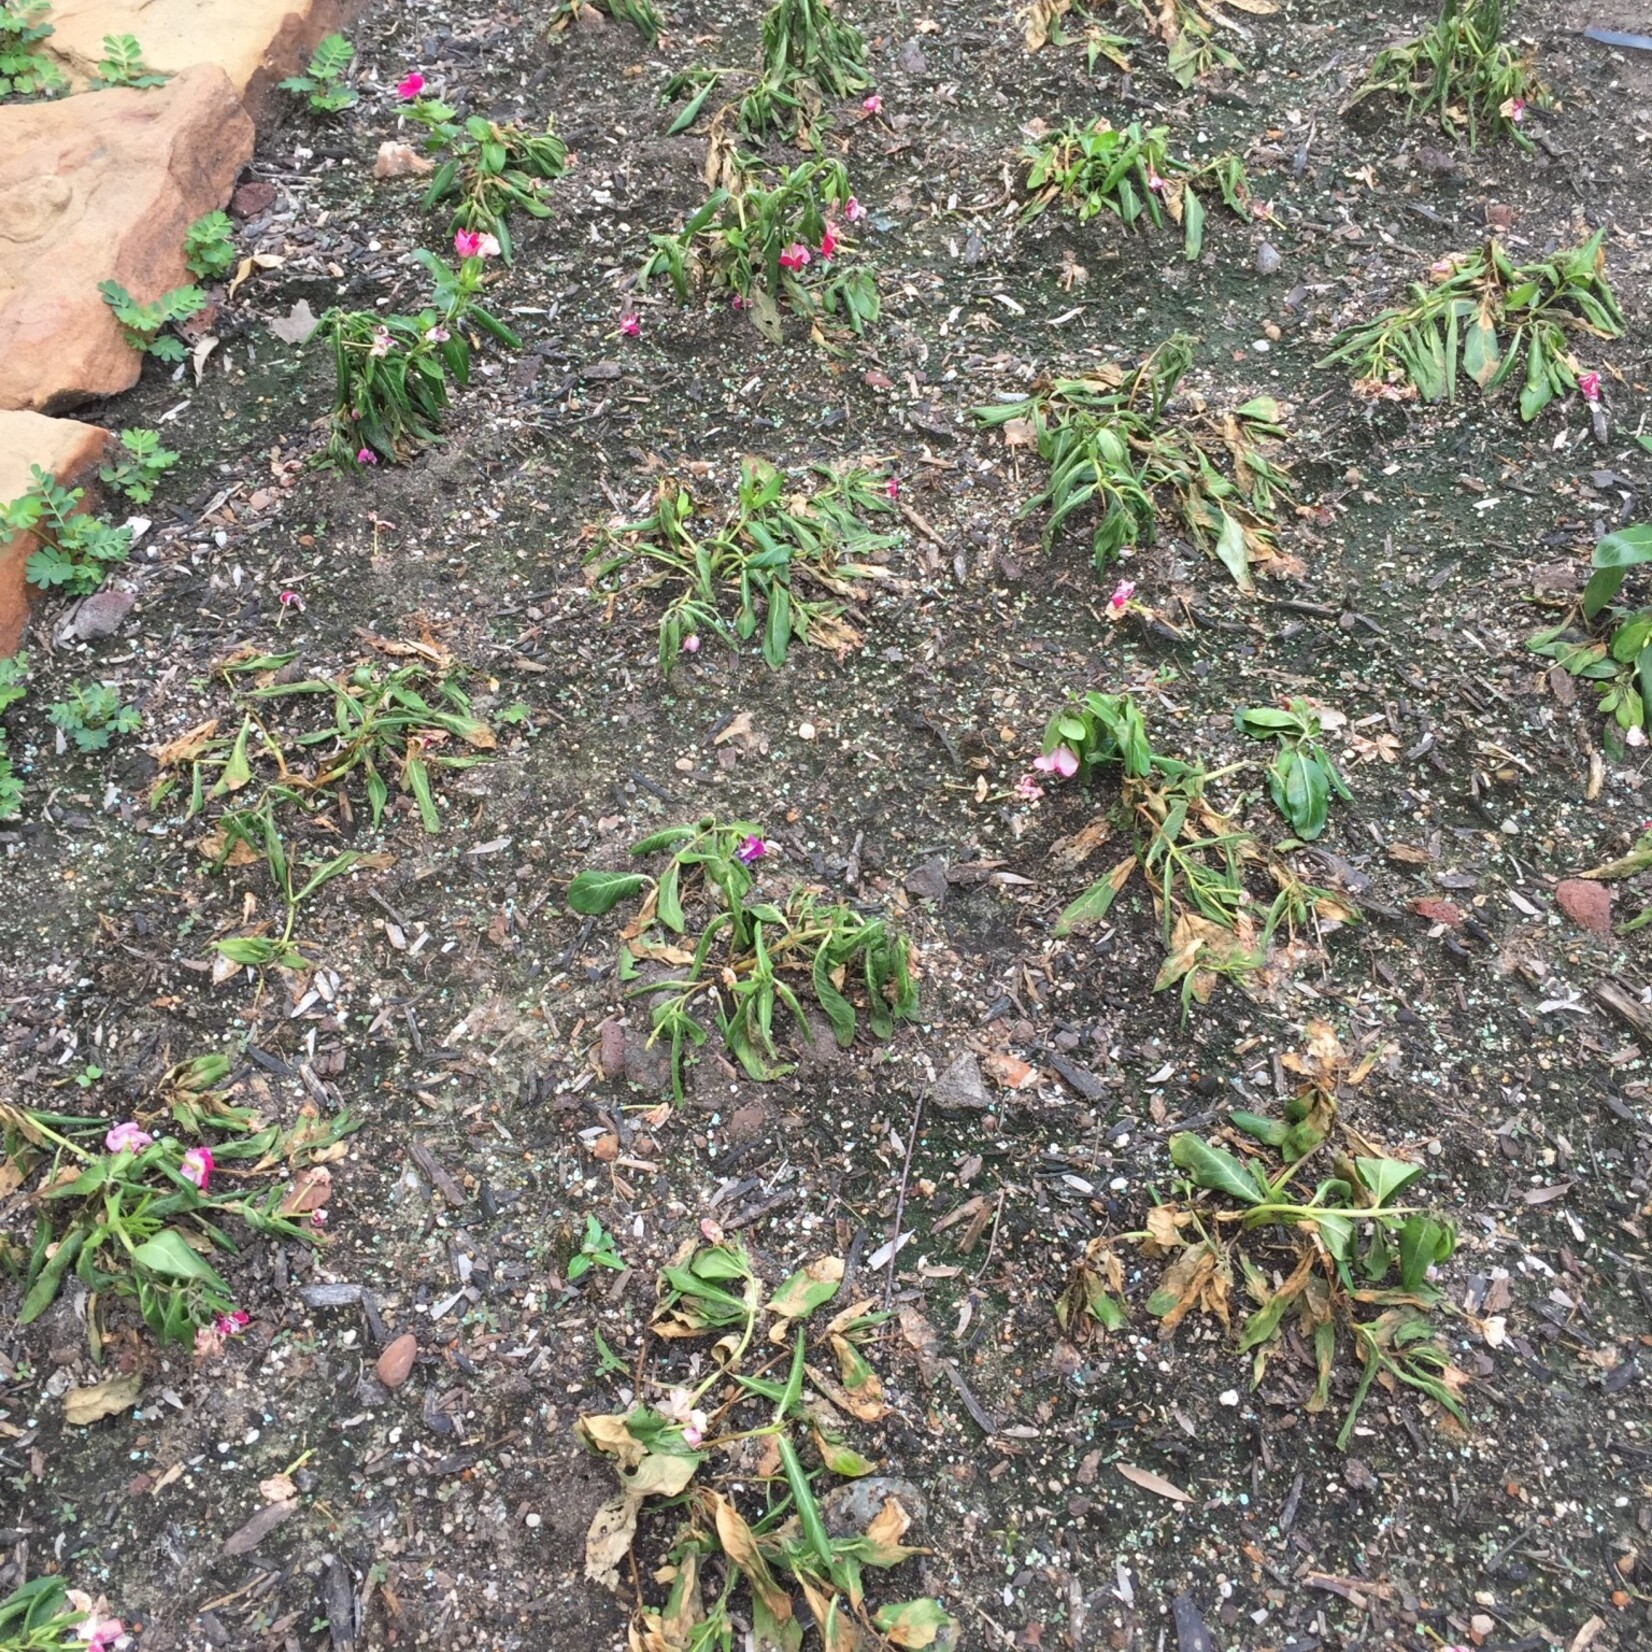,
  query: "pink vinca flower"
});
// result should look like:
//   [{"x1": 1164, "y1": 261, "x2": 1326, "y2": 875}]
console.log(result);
[
  {"x1": 454, "y1": 229, "x2": 483, "y2": 258},
  {"x1": 862, "y1": 94, "x2": 881, "y2": 114},
  {"x1": 77, "y1": 1615, "x2": 124, "y2": 1652},
  {"x1": 778, "y1": 242, "x2": 812, "y2": 272},
  {"x1": 105, "y1": 1121, "x2": 153, "y2": 1155},
  {"x1": 1577, "y1": 371, "x2": 1601, "y2": 403},
  {"x1": 620, "y1": 312, "x2": 640, "y2": 338},
  {"x1": 180, "y1": 1145, "x2": 214, "y2": 1191},
  {"x1": 844, "y1": 197, "x2": 867, "y2": 223},
  {"x1": 355, "y1": 447, "x2": 377, "y2": 466},
  {"x1": 396, "y1": 71, "x2": 425, "y2": 100},
  {"x1": 735, "y1": 835, "x2": 768, "y2": 866},
  {"x1": 1107, "y1": 578, "x2": 1136, "y2": 612},
  {"x1": 1033, "y1": 745, "x2": 1079, "y2": 779}
]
